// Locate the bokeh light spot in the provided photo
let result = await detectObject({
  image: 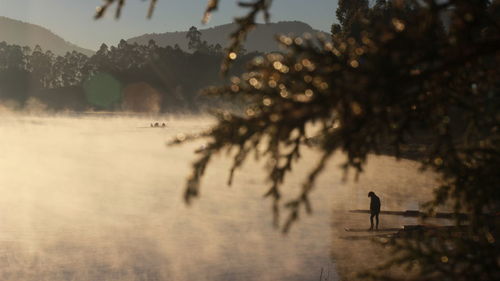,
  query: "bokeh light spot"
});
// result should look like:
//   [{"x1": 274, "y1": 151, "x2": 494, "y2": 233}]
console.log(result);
[{"x1": 84, "y1": 73, "x2": 122, "y2": 109}]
